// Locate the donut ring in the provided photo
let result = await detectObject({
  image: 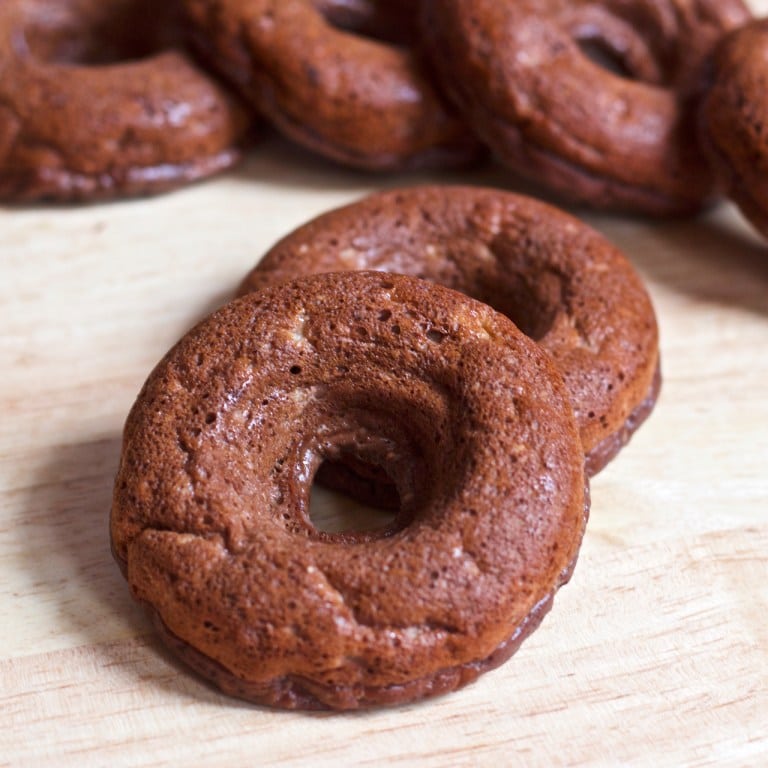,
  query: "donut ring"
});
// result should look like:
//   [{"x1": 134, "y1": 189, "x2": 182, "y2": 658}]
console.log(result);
[
  {"x1": 0, "y1": 0, "x2": 249, "y2": 202},
  {"x1": 420, "y1": 0, "x2": 751, "y2": 214},
  {"x1": 111, "y1": 271, "x2": 588, "y2": 710},
  {"x1": 239, "y1": 186, "x2": 661, "y2": 476},
  {"x1": 181, "y1": 0, "x2": 478, "y2": 171},
  {"x1": 700, "y1": 19, "x2": 768, "y2": 240}
]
